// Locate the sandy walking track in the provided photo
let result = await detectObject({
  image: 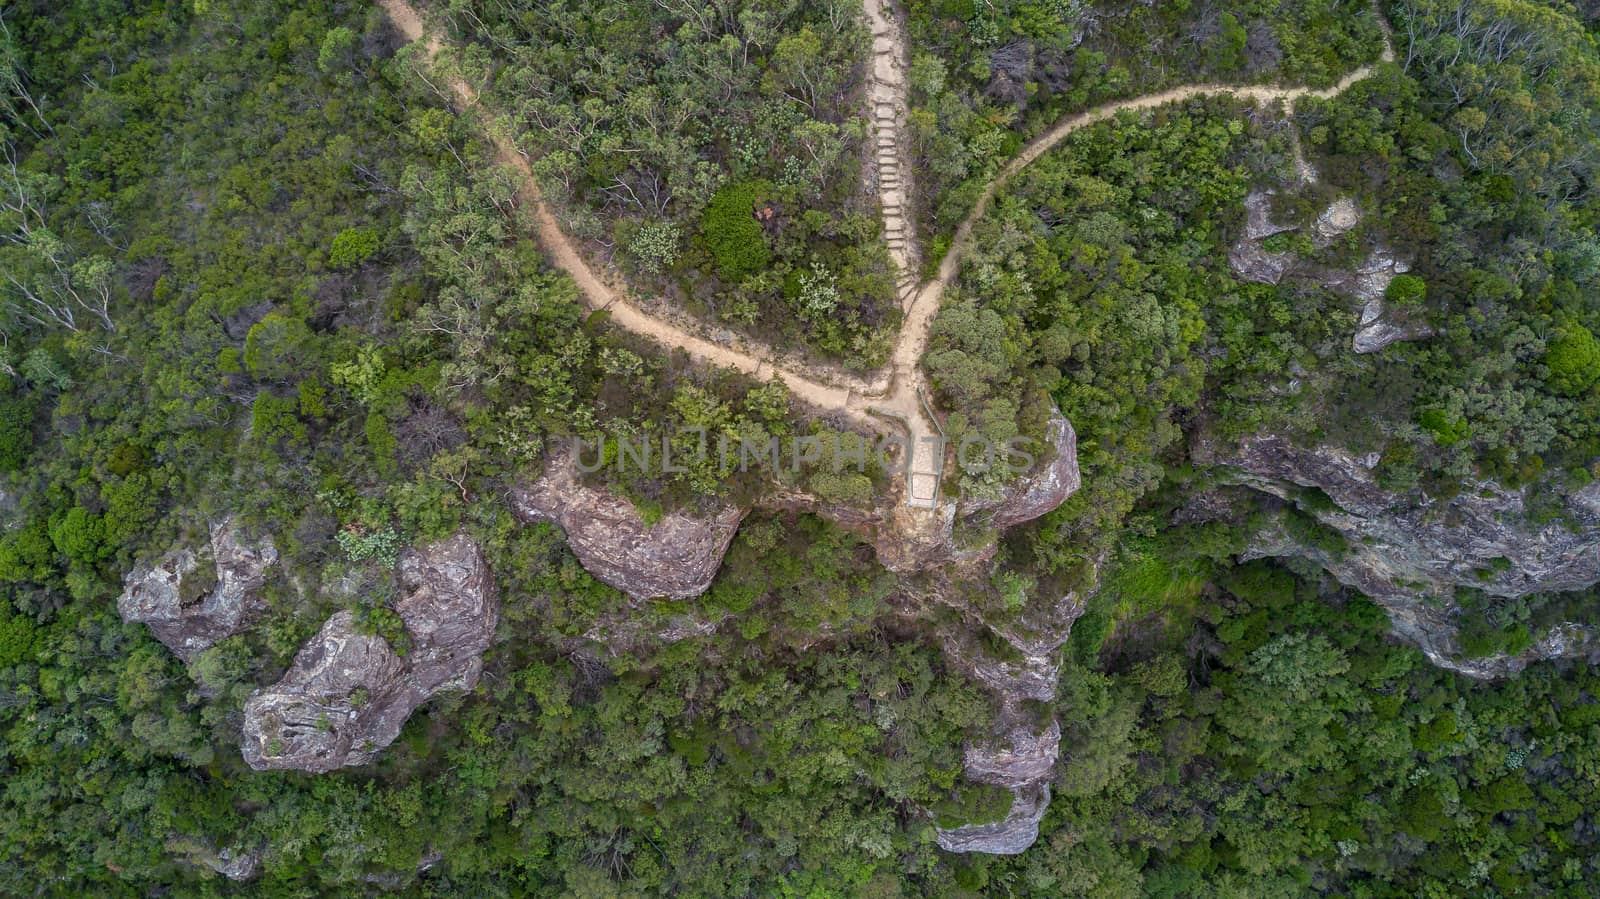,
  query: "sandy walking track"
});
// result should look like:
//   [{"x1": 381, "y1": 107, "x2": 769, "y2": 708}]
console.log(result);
[{"x1": 376, "y1": 0, "x2": 1393, "y2": 510}]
